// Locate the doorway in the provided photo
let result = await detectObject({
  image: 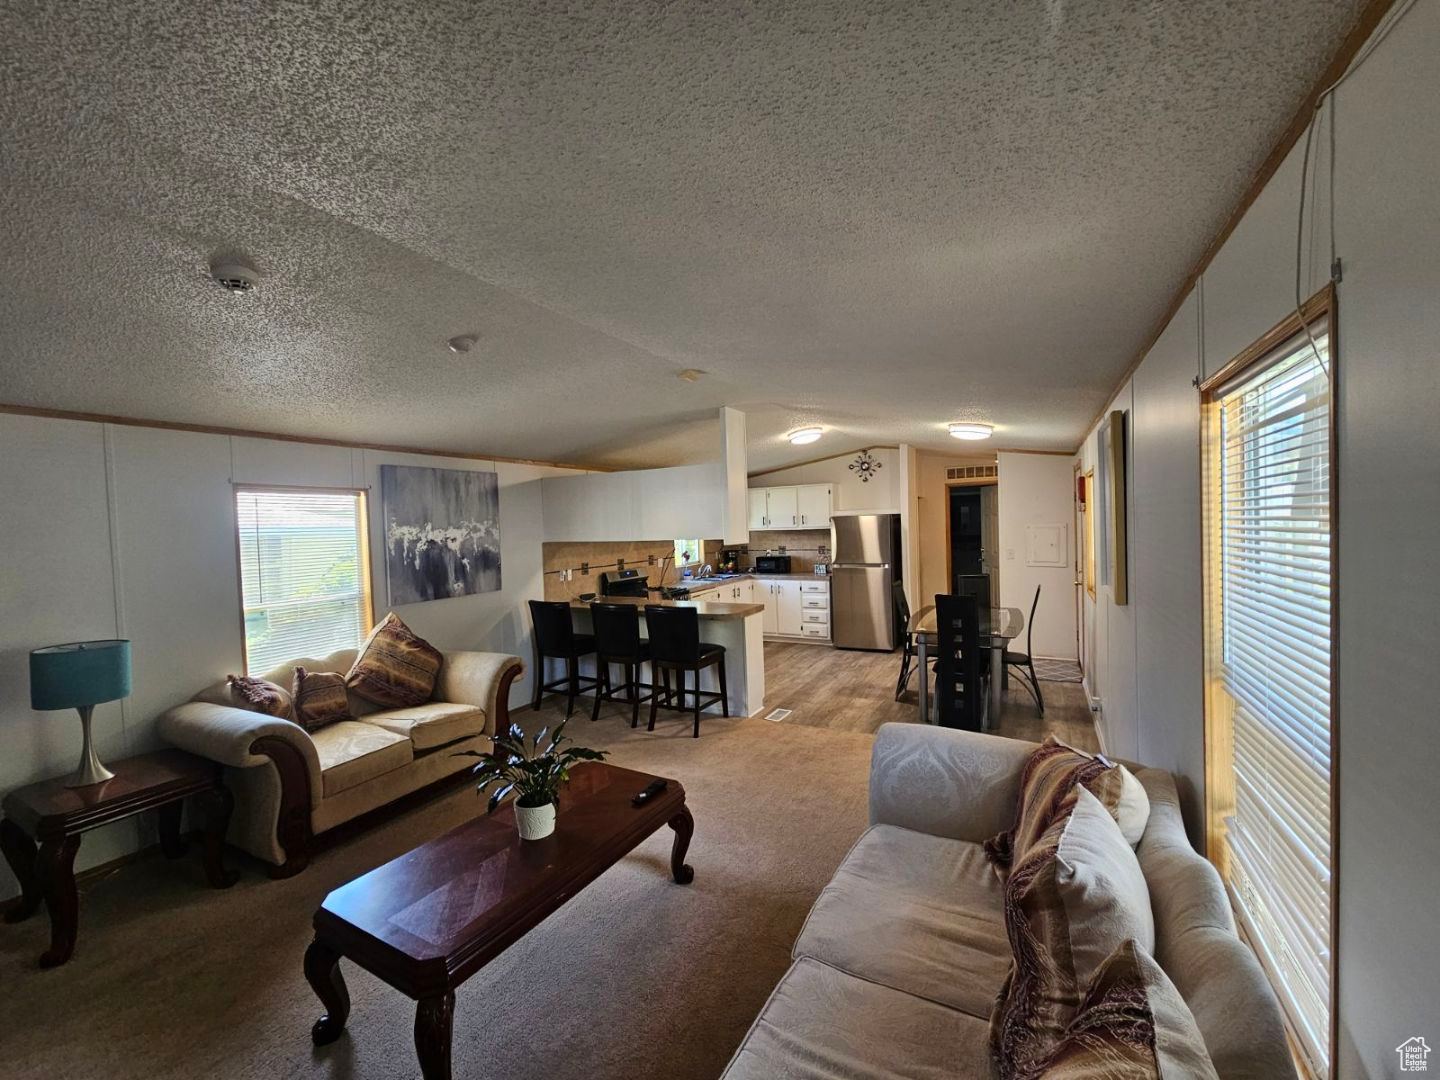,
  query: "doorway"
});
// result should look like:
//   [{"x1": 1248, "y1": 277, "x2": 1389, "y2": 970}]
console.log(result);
[{"x1": 946, "y1": 483, "x2": 998, "y2": 599}]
